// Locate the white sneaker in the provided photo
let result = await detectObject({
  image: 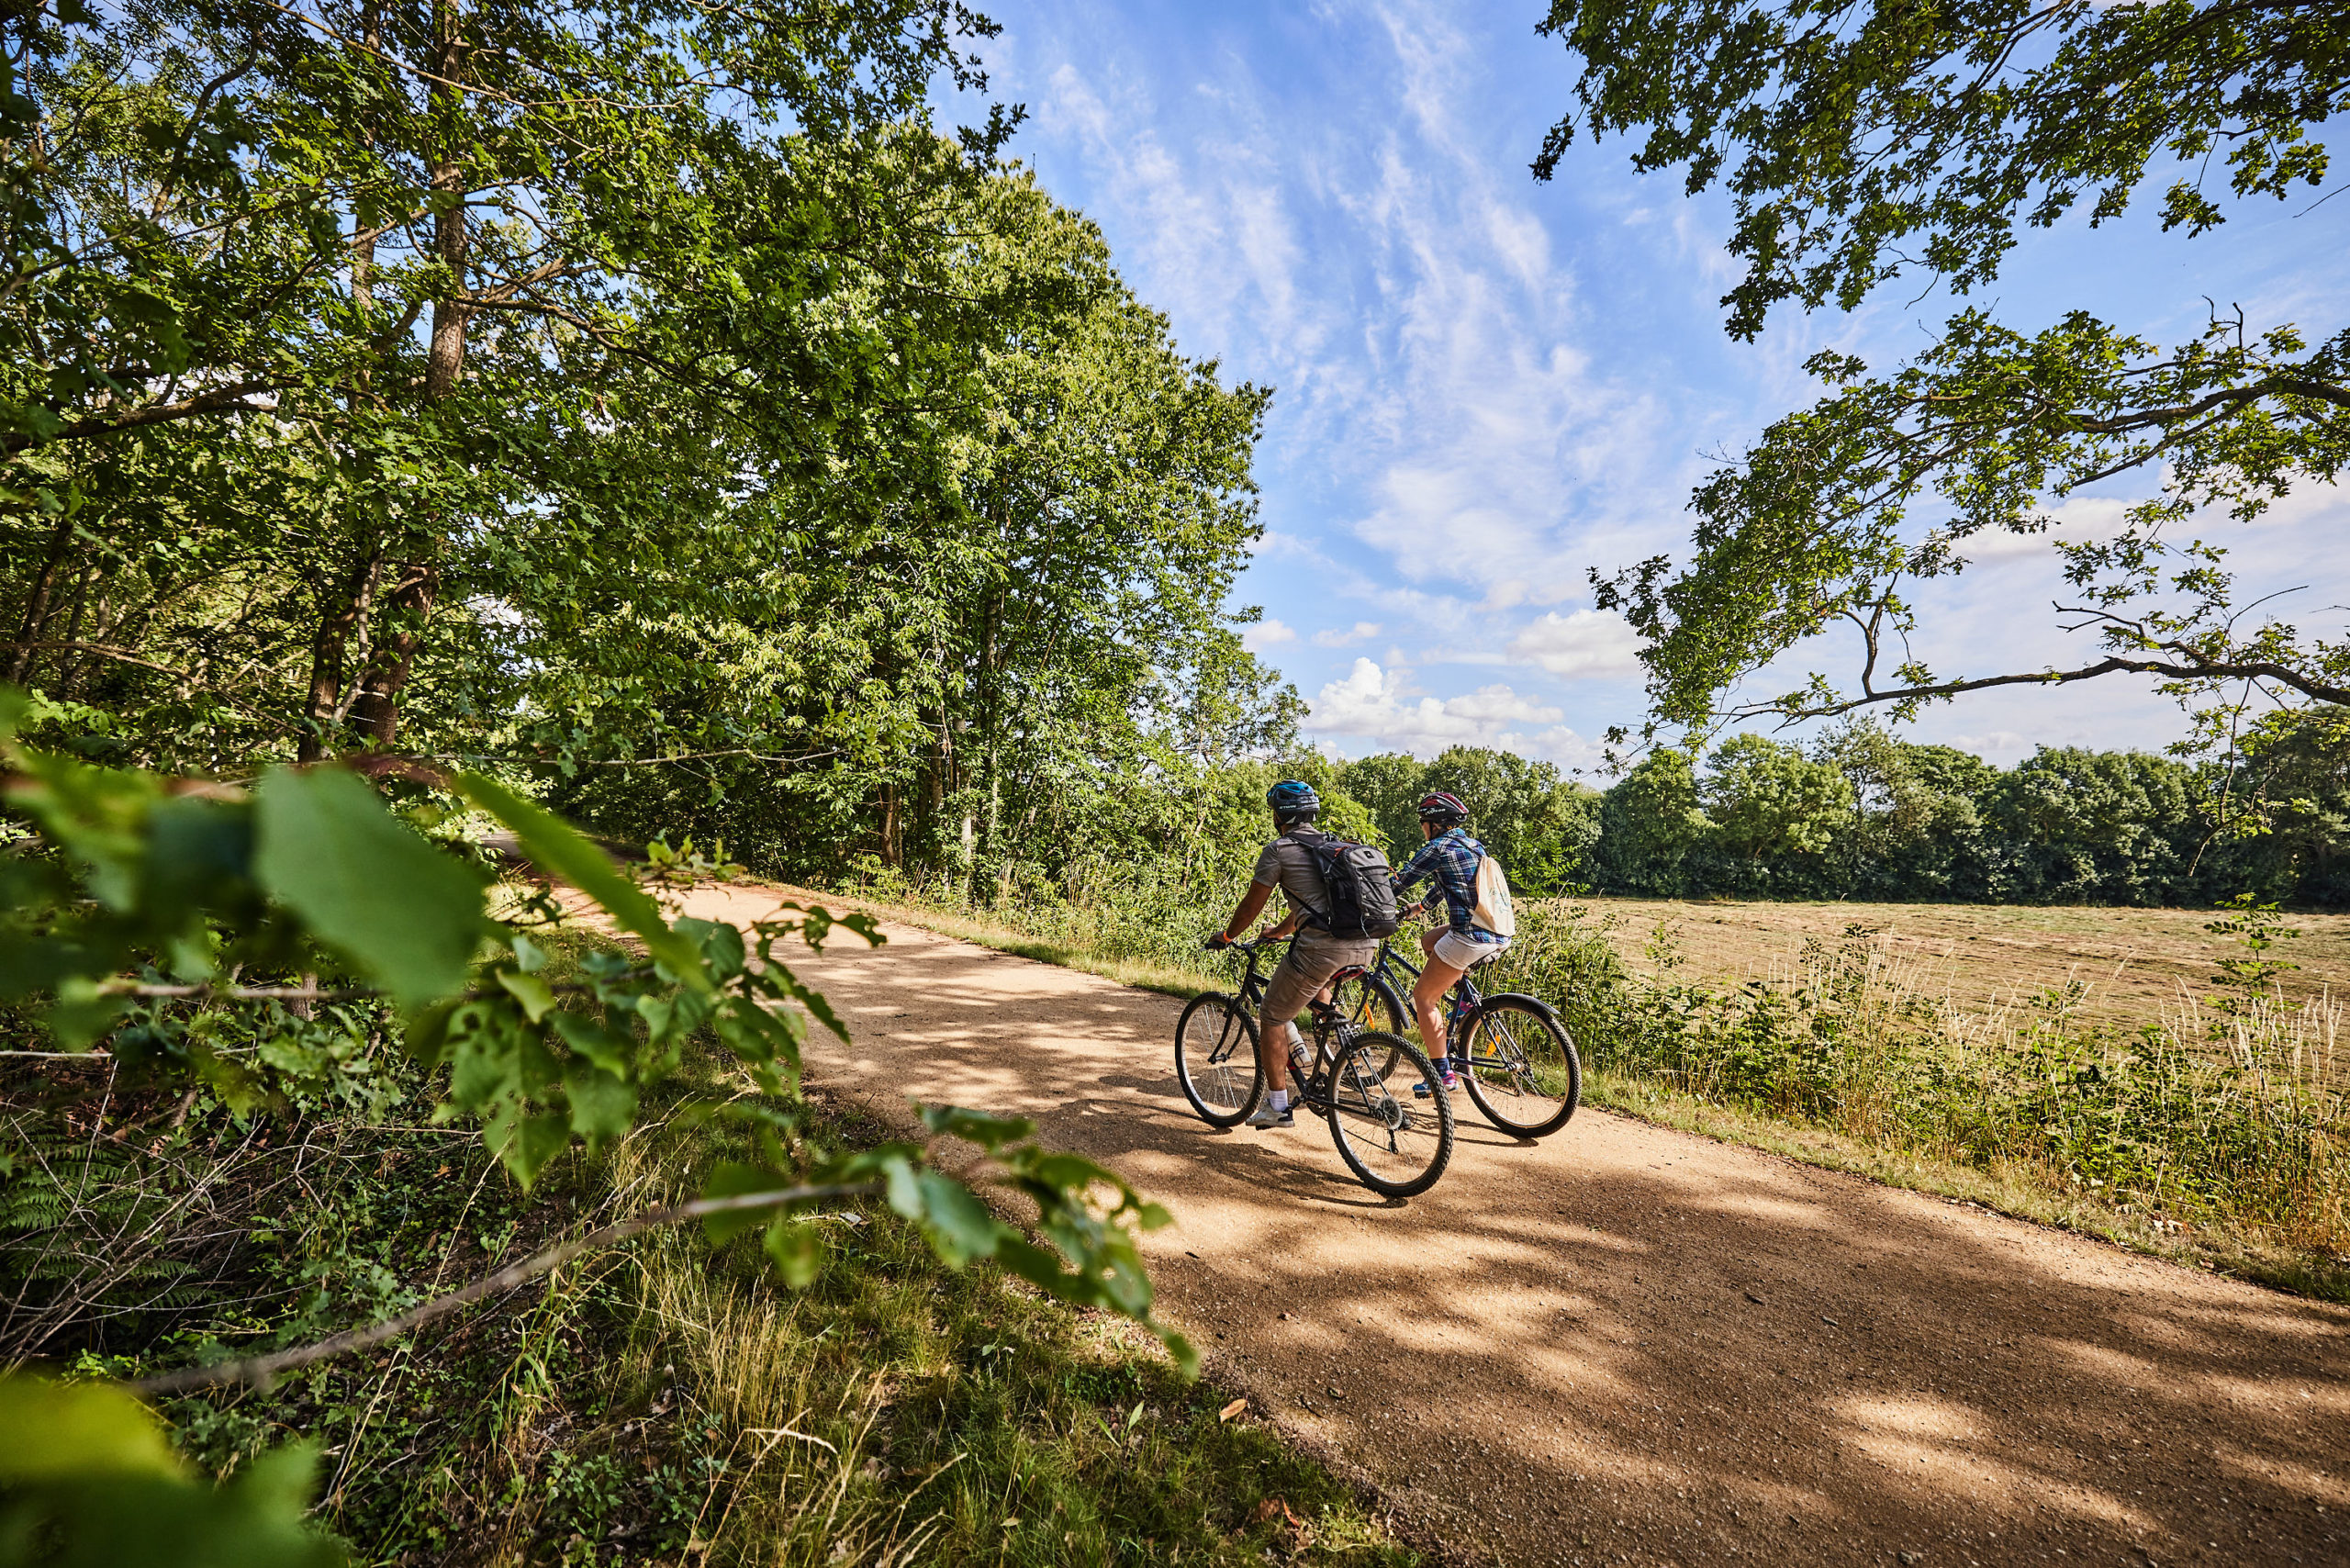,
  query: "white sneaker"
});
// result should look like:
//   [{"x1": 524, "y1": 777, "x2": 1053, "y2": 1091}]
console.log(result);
[{"x1": 1245, "y1": 1100, "x2": 1295, "y2": 1129}]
